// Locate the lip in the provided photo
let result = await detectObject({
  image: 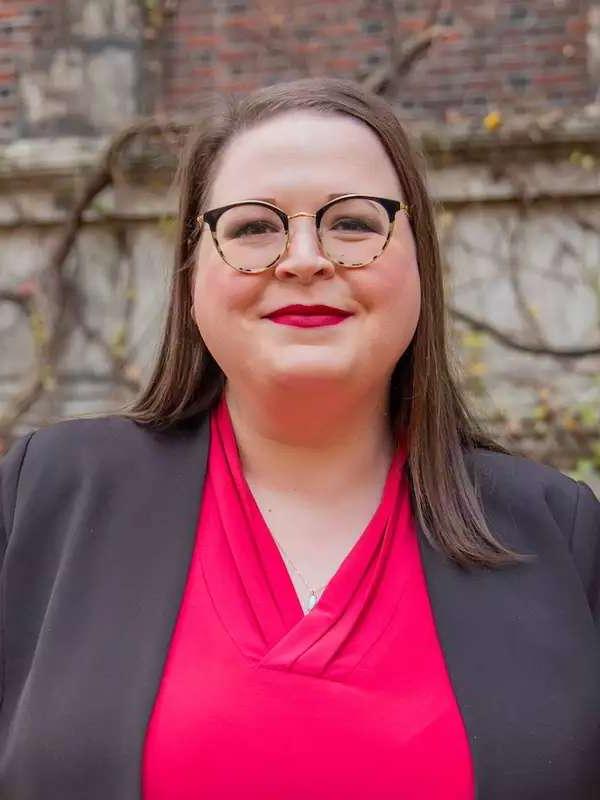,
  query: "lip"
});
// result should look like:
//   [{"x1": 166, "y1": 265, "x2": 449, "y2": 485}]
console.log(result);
[
  {"x1": 263, "y1": 304, "x2": 354, "y2": 329},
  {"x1": 264, "y1": 304, "x2": 353, "y2": 318},
  {"x1": 268, "y1": 315, "x2": 350, "y2": 328}
]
